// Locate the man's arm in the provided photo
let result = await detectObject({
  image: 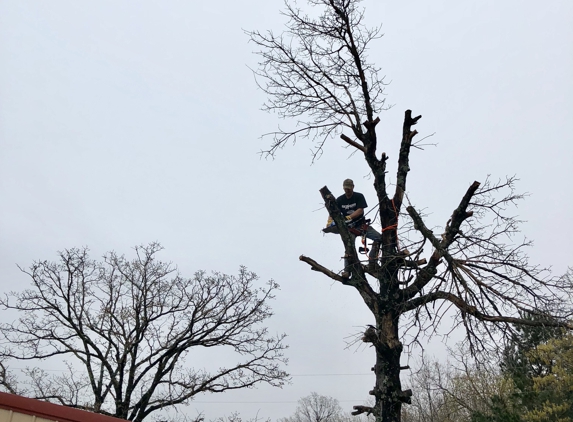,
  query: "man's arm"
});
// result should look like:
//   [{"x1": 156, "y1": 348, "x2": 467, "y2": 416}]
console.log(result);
[
  {"x1": 347, "y1": 193, "x2": 368, "y2": 220},
  {"x1": 347, "y1": 208, "x2": 364, "y2": 220}
]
